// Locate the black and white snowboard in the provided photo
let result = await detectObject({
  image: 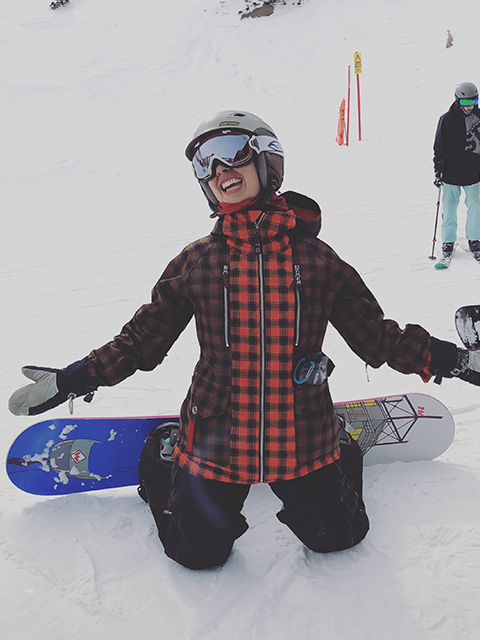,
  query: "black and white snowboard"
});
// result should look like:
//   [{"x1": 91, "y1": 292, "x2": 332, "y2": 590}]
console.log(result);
[{"x1": 455, "y1": 305, "x2": 480, "y2": 350}]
